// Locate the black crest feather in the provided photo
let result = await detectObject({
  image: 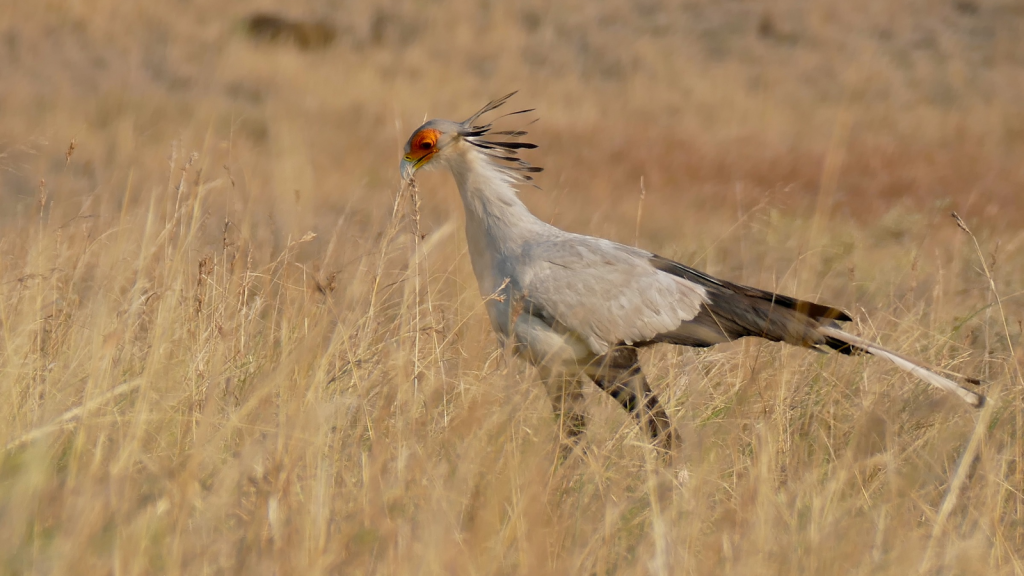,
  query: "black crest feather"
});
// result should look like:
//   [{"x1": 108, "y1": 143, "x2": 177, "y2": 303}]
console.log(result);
[{"x1": 459, "y1": 92, "x2": 542, "y2": 182}]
